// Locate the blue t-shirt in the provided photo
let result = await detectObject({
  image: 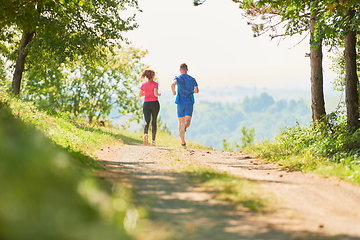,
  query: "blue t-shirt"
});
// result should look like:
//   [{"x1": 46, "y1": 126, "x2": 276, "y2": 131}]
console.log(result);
[{"x1": 174, "y1": 74, "x2": 198, "y2": 104}]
